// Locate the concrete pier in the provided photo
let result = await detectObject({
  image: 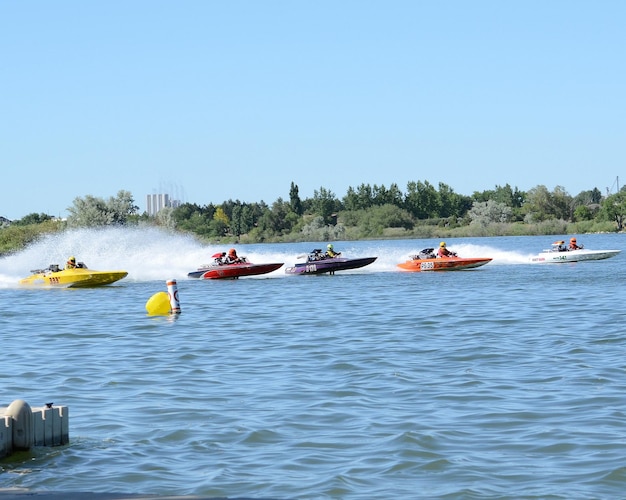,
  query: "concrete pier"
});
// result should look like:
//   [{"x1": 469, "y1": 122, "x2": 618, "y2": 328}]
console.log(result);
[{"x1": 1, "y1": 400, "x2": 69, "y2": 458}]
